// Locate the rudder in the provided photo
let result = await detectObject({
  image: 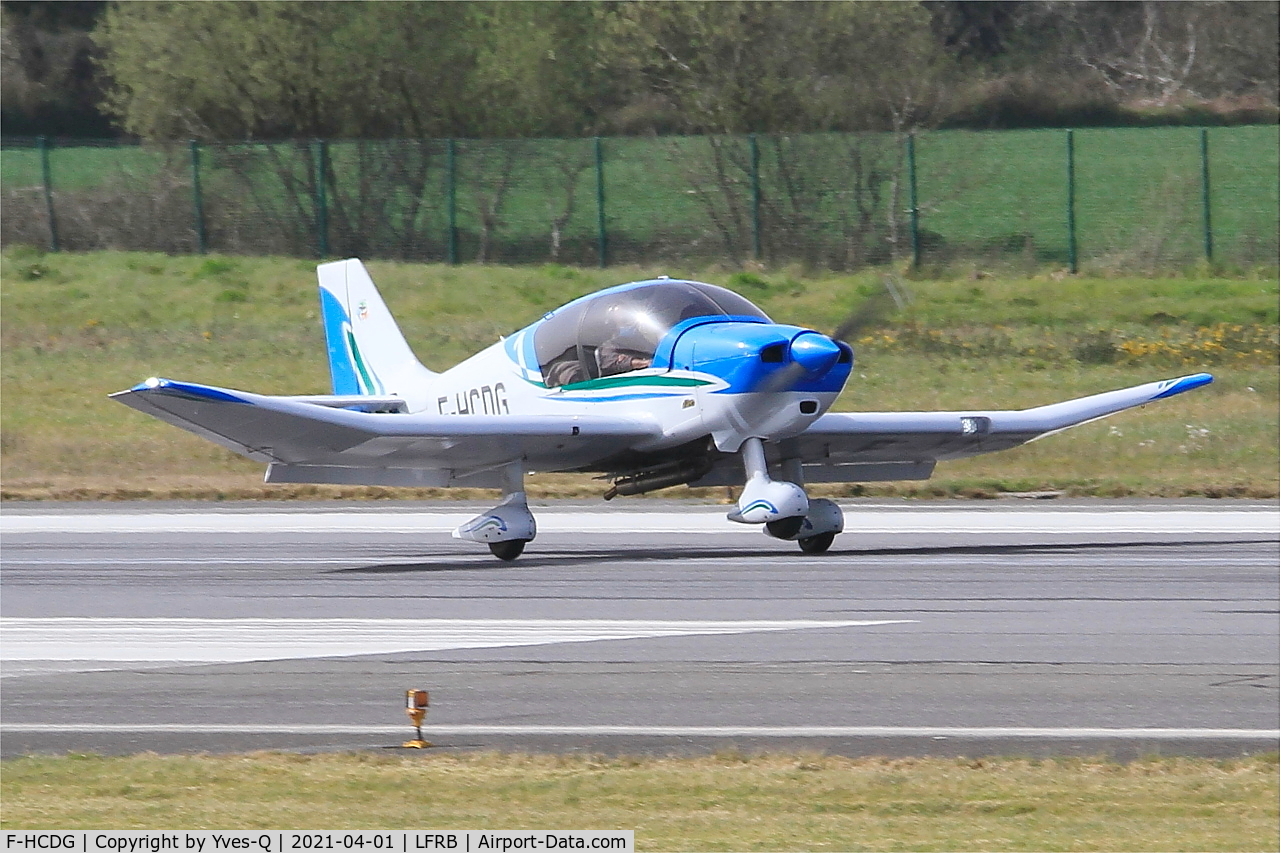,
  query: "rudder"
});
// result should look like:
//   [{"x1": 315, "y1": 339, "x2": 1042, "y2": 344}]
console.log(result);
[{"x1": 317, "y1": 259, "x2": 436, "y2": 404}]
